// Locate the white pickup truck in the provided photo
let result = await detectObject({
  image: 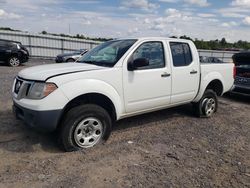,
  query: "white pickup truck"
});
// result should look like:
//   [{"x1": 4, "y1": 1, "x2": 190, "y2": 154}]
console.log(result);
[{"x1": 12, "y1": 37, "x2": 235, "y2": 151}]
